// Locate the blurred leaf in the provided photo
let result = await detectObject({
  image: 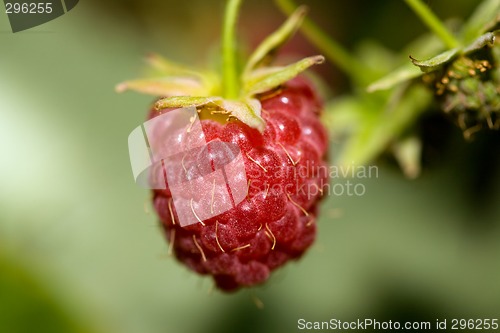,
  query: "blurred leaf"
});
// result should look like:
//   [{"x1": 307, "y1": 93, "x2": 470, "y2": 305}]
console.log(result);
[
  {"x1": 333, "y1": 84, "x2": 432, "y2": 167},
  {"x1": 367, "y1": 65, "x2": 423, "y2": 92},
  {"x1": 401, "y1": 32, "x2": 446, "y2": 61},
  {"x1": 355, "y1": 40, "x2": 398, "y2": 76},
  {"x1": 323, "y1": 96, "x2": 364, "y2": 133},
  {"x1": 392, "y1": 135, "x2": 422, "y2": 179},
  {"x1": 0, "y1": 254, "x2": 91, "y2": 333},
  {"x1": 366, "y1": 31, "x2": 448, "y2": 92},
  {"x1": 461, "y1": 0, "x2": 500, "y2": 44},
  {"x1": 463, "y1": 31, "x2": 497, "y2": 54}
]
